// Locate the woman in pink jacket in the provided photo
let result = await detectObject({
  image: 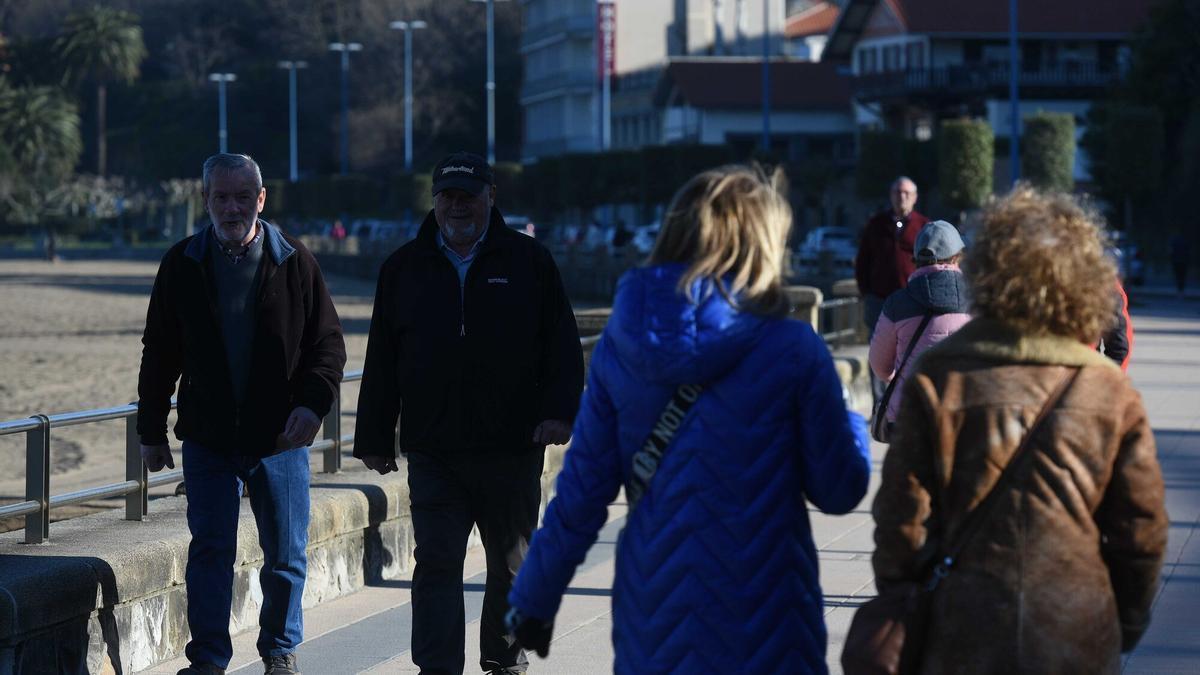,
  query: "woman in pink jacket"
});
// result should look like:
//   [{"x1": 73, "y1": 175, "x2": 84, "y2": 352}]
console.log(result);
[{"x1": 869, "y1": 220, "x2": 971, "y2": 434}]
